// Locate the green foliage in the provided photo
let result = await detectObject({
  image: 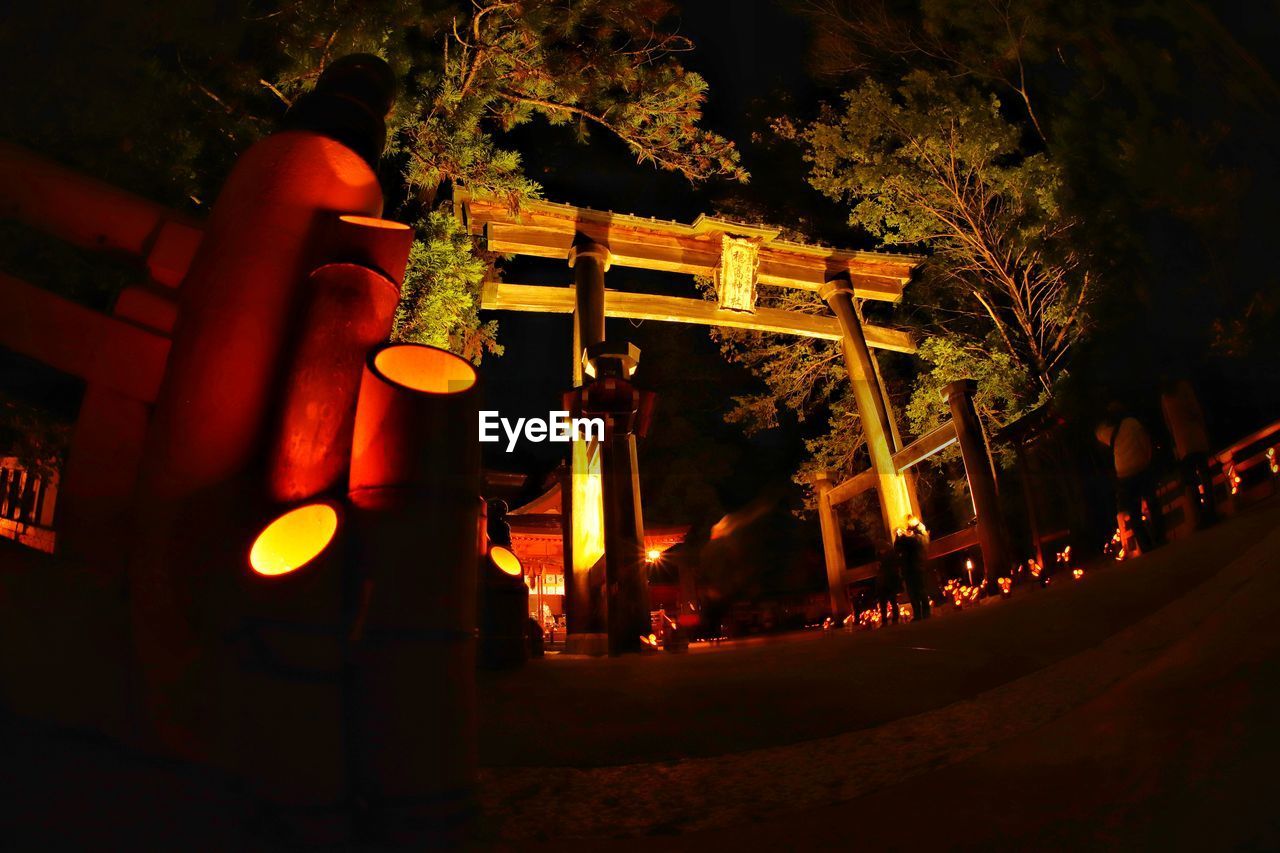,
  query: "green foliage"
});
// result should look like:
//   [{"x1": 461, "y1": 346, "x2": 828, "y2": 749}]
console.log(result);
[
  {"x1": 715, "y1": 68, "x2": 1088, "y2": 511},
  {"x1": 1, "y1": 0, "x2": 745, "y2": 474},
  {"x1": 904, "y1": 337, "x2": 1038, "y2": 437},
  {"x1": 787, "y1": 70, "x2": 1092, "y2": 415},
  {"x1": 796, "y1": 0, "x2": 1280, "y2": 408},
  {"x1": 394, "y1": 0, "x2": 746, "y2": 204},
  {"x1": 392, "y1": 210, "x2": 498, "y2": 363},
  {"x1": 701, "y1": 275, "x2": 868, "y2": 514}
]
